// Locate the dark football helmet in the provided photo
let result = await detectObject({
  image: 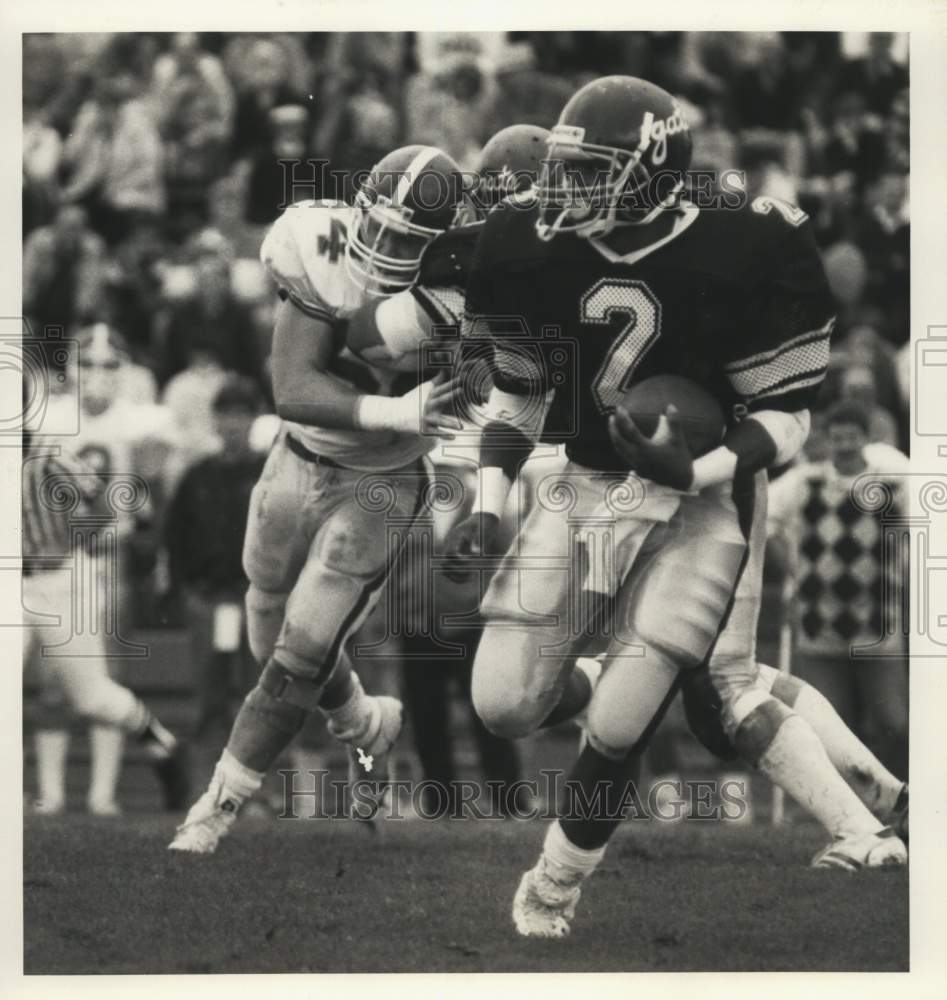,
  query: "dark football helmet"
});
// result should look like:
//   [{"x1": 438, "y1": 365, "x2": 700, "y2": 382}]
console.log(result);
[
  {"x1": 471, "y1": 123, "x2": 550, "y2": 215},
  {"x1": 346, "y1": 144, "x2": 469, "y2": 296},
  {"x1": 535, "y1": 75, "x2": 692, "y2": 242}
]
